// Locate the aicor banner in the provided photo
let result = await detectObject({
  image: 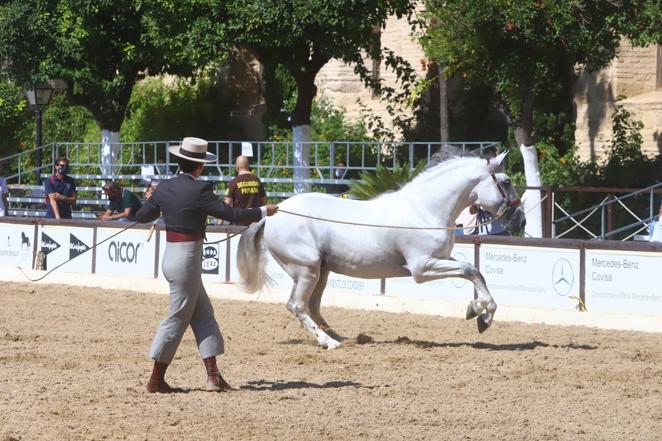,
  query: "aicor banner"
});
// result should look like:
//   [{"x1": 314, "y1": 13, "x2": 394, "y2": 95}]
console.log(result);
[
  {"x1": 39, "y1": 225, "x2": 93, "y2": 274},
  {"x1": 585, "y1": 250, "x2": 662, "y2": 317},
  {"x1": 479, "y1": 244, "x2": 581, "y2": 311},
  {"x1": 95, "y1": 227, "x2": 156, "y2": 277}
]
